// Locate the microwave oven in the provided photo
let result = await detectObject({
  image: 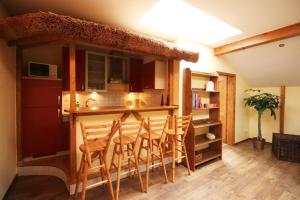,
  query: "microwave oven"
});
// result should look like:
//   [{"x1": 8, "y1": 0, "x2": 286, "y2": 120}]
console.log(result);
[{"x1": 28, "y1": 62, "x2": 58, "y2": 78}]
